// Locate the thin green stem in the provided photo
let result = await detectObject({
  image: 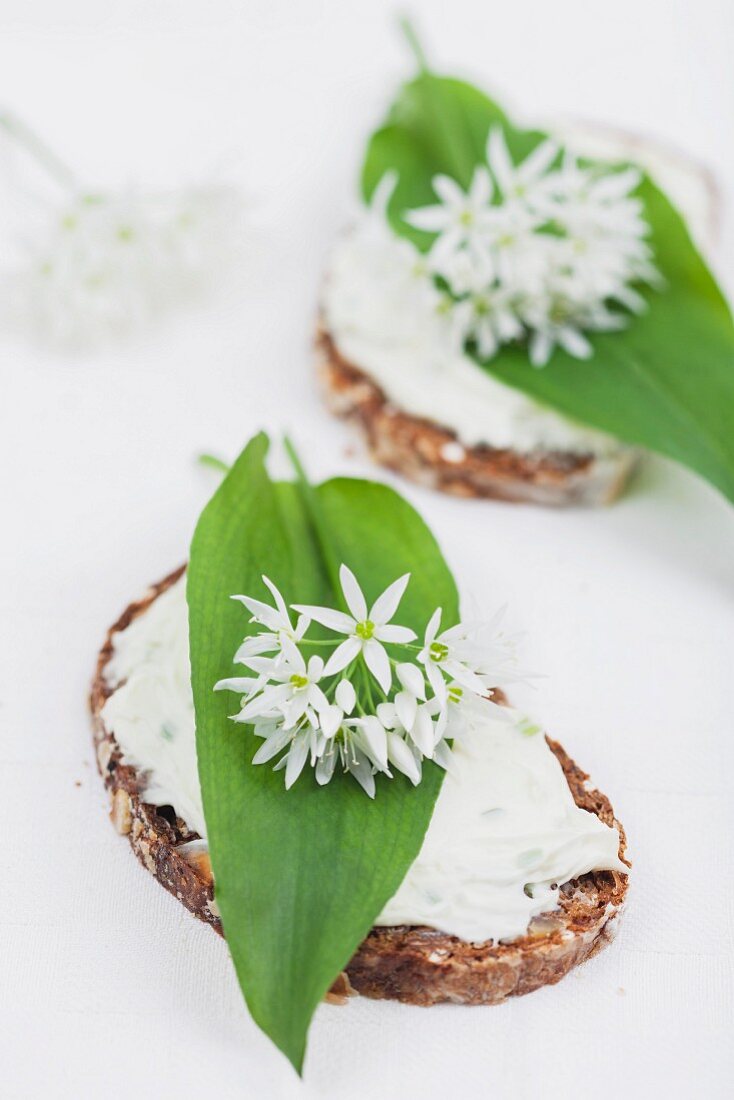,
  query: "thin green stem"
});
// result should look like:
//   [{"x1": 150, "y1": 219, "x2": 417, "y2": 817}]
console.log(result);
[
  {"x1": 0, "y1": 110, "x2": 79, "y2": 191},
  {"x1": 198, "y1": 452, "x2": 230, "y2": 474},
  {"x1": 360, "y1": 663, "x2": 376, "y2": 711},
  {"x1": 397, "y1": 13, "x2": 478, "y2": 187},
  {"x1": 283, "y1": 435, "x2": 348, "y2": 613},
  {"x1": 398, "y1": 15, "x2": 430, "y2": 73}
]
